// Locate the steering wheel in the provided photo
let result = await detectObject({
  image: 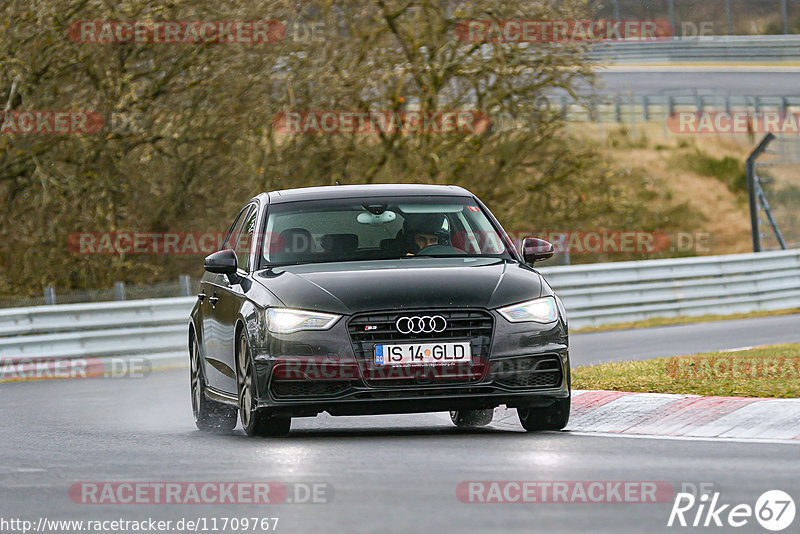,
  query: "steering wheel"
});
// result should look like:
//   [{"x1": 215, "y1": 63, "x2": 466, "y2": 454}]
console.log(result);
[{"x1": 415, "y1": 244, "x2": 465, "y2": 256}]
